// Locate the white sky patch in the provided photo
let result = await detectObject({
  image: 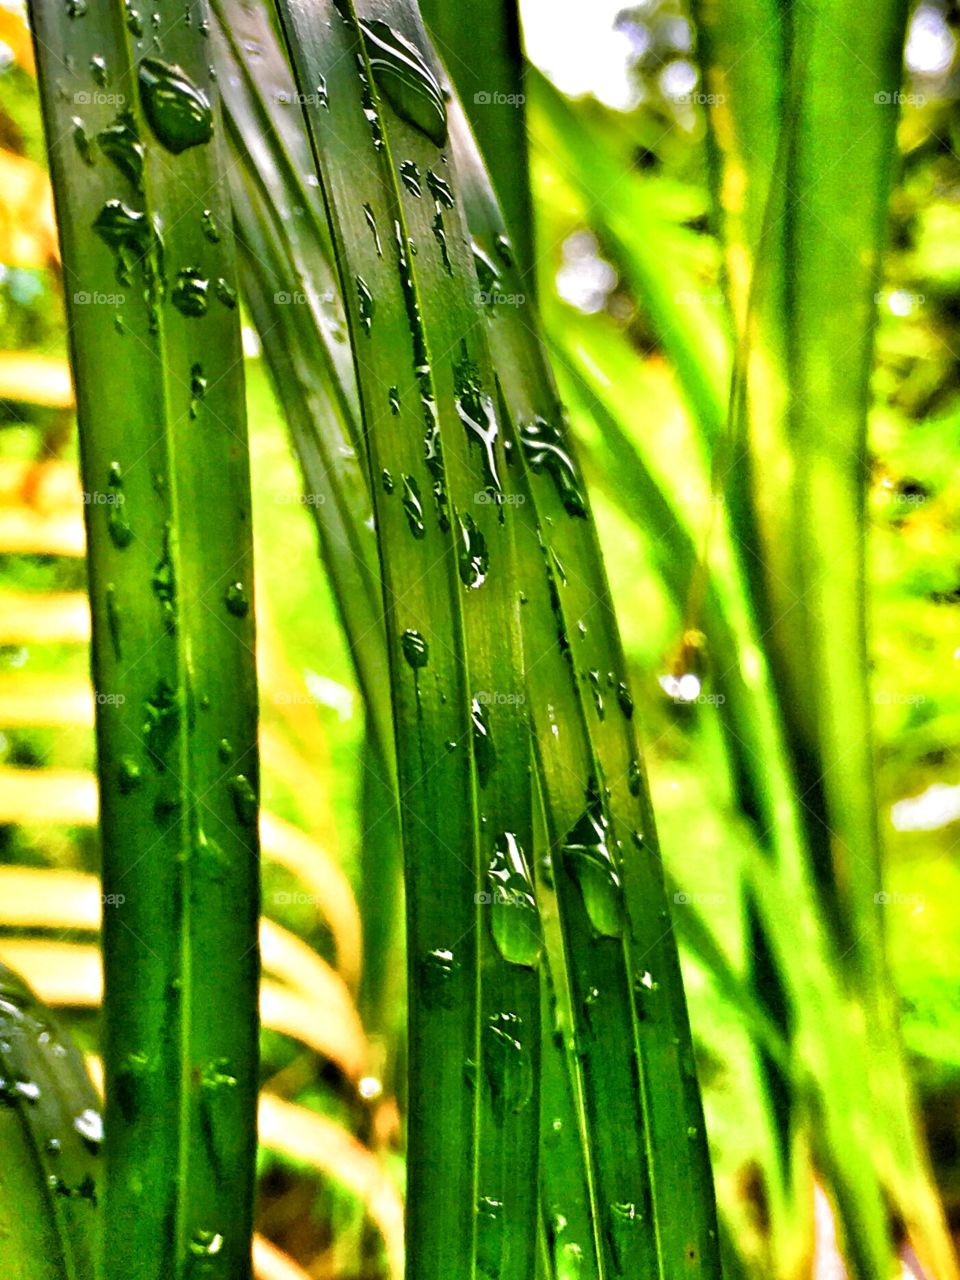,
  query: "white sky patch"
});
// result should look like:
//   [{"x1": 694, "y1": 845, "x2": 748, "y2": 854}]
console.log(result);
[
  {"x1": 521, "y1": 0, "x2": 641, "y2": 110},
  {"x1": 906, "y1": 4, "x2": 956, "y2": 76},
  {"x1": 891, "y1": 783, "x2": 960, "y2": 832}
]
